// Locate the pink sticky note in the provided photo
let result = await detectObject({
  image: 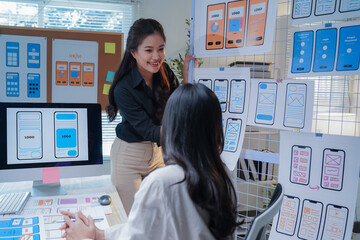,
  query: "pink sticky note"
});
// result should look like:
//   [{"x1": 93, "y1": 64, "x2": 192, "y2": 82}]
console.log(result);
[{"x1": 43, "y1": 167, "x2": 60, "y2": 184}]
